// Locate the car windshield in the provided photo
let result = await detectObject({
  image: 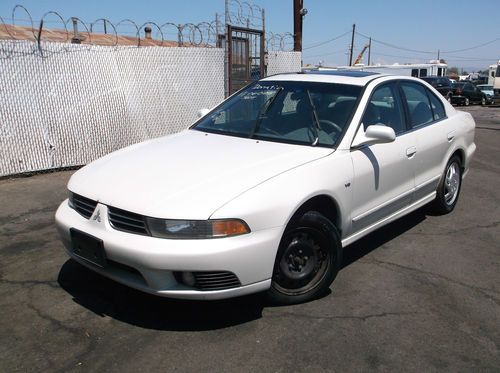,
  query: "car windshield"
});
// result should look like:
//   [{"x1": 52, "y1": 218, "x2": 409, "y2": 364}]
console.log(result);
[{"x1": 192, "y1": 81, "x2": 362, "y2": 147}]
